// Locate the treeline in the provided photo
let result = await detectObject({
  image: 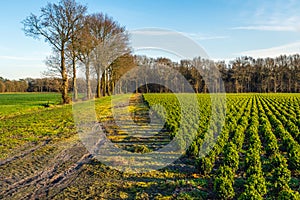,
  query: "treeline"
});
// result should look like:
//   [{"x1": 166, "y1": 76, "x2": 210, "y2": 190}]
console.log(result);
[
  {"x1": 0, "y1": 77, "x2": 61, "y2": 93},
  {"x1": 0, "y1": 77, "x2": 28, "y2": 93},
  {"x1": 117, "y1": 54, "x2": 300, "y2": 94},
  {"x1": 0, "y1": 77, "x2": 105, "y2": 93},
  {"x1": 1, "y1": 53, "x2": 300, "y2": 94},
  {"x1": 221, "y1": 54, "x2": 300, "y2": 93}
]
